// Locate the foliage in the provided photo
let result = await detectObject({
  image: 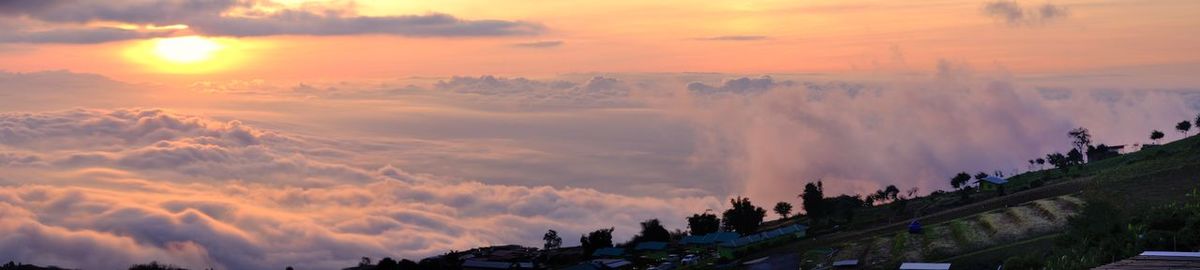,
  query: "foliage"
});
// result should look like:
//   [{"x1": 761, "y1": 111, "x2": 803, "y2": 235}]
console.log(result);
[
  {"x1": 1151, "y1": 130, "x2": 1165, "y2": 144},
  {"x1": 687, "y1": 212, "x2": 720, "y2": 235},
  {"x1": 1068, "y1": 127, "x2": 1092, "y2": 152},
  {"x1": 773, "y1": 201, "x2": 793, "y2": 219},
  {"x1": 376, "y1": 257, "x2": 400, "y2": 270},
  {"x1": 631, "y1": 219, "x2": 671, "y2": 243},
  {"x1": 801, "y1": 181, "x2": 826, "y2": 219},
  {"x1": 580, "y1": 228, "x2": 615, "y2": 256},
  {"x1": 543, "y1": 230, "x2": 562, "y2": 250},
  {"x1": 128, "y1": 262, "x2": 188, "y2": 270},
  {"x1": 951, "y1": 172, "x2": 971, "y2": 190},
  {"x1": 722, "y1": 196, "x2": 766, "y2": 235},
  {"x1": 1177, "y1": 120, "x2": 1192, "y2": 136}
]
